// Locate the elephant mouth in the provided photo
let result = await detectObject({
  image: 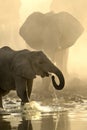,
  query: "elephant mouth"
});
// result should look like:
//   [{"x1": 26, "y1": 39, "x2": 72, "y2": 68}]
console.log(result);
[{"x1": 41, "y1": 72, "x2": 50, "y2": 78}]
